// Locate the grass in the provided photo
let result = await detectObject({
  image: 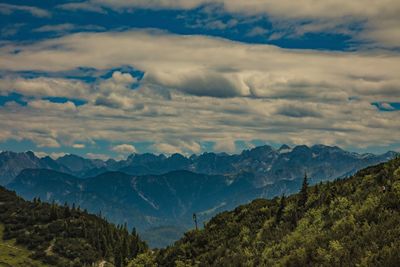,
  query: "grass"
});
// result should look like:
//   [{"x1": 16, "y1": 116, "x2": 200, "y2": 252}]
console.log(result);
[{"x1": 0, "y1": 224, "x2": 49, "y2": 267}]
